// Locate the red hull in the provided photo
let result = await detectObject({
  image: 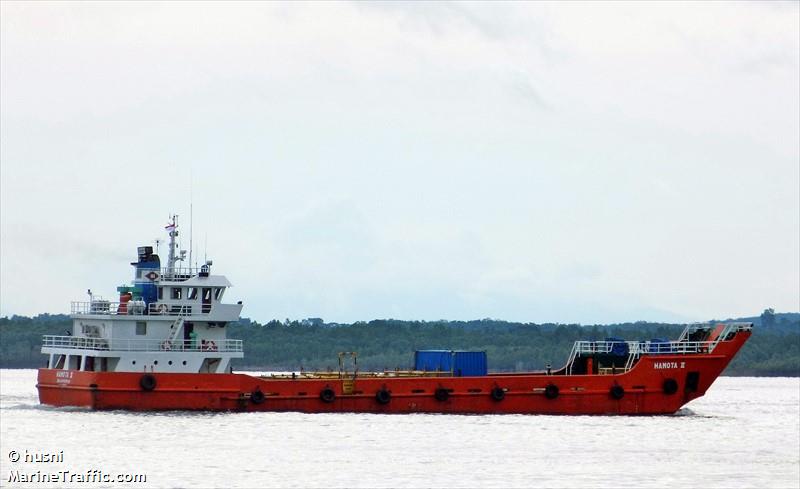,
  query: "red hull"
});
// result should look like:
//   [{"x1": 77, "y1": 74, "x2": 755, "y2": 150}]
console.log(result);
[{"x1": 37, "y1": 330, "x2": 749, "y2": 415}]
